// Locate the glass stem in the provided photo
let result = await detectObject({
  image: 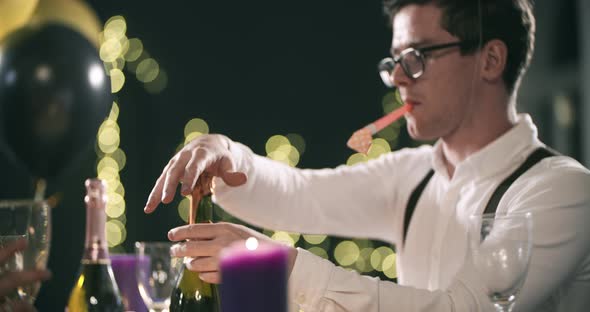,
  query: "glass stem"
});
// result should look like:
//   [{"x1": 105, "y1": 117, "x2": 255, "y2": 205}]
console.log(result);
[{"x1": 494, "y1": 303, "x2": 514, "y2": 312}]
